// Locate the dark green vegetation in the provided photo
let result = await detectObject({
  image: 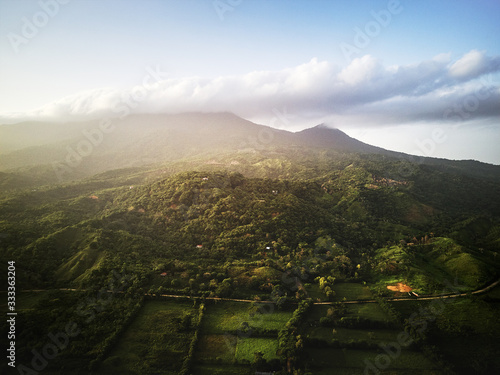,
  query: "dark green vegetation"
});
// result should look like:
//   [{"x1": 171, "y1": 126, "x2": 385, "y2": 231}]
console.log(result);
[
  {"x1": 388, "y1": 282, "x2": 500, "y2": 375},
  {"x1": 98, "y1": 300, "x2": 203, "y2": 375},
  {"x1": 1, "y1": 113, "x2": 499, "y2": 374}
]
